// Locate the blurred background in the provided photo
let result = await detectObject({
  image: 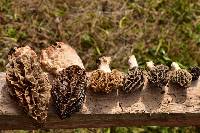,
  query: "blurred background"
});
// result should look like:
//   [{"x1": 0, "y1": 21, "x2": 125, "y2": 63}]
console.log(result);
[{"x1": 0, "y1": 0, "x2": 200, "y2": 132}]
